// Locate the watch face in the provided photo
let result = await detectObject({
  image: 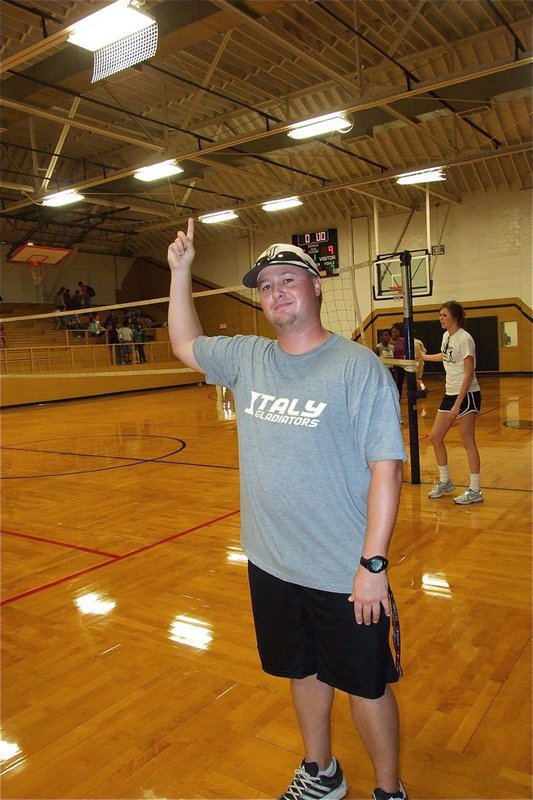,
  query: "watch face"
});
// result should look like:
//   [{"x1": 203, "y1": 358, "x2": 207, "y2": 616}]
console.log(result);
[{"x1": 362, "y1": 556, "x2": 388, "y2": 573}]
